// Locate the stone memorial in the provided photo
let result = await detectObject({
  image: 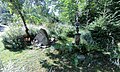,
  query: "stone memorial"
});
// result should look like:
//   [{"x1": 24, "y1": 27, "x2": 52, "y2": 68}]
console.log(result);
[{"x1": 32, "y1": 28, "x2": 50, "y2": 48}]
